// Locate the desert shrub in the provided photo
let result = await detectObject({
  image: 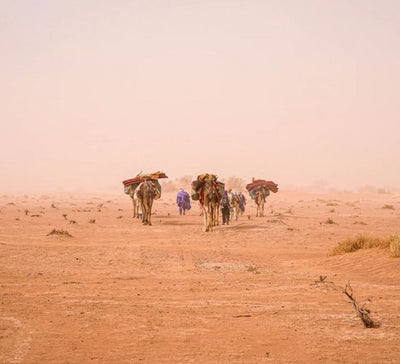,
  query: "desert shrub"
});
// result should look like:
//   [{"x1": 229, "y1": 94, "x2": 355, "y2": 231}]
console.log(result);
[
  {"x1": 388, "y1": 236, "x2": 400, "y2": 257},
  {"x1": 382, "y1": 204, "x2": 395, "y2": 210},
  {"x1": 176, "y1": 175, "x2": 193, "y2": 188},
  {"x1": 225, "y1": 176, "x2": 246, "y2": 192},
  {"x1": 328, "y1": 235, "x2": 393, "y2": 256},
  {"x1": 160, "y1": 180, "x2": 178, "y2": 192},
  {"x1": 324, "y1": 218, "x2": 335, "y2": 224}
]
